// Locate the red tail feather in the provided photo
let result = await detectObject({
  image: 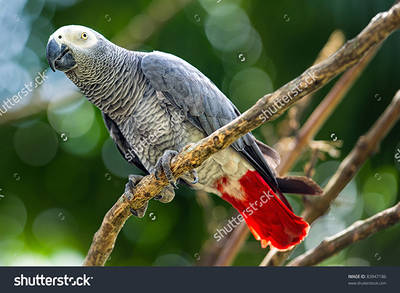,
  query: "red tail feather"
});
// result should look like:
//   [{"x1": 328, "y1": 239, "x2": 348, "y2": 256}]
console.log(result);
[{"x1": 215, "y1": 170, "x2": 309, "y2": 250}]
